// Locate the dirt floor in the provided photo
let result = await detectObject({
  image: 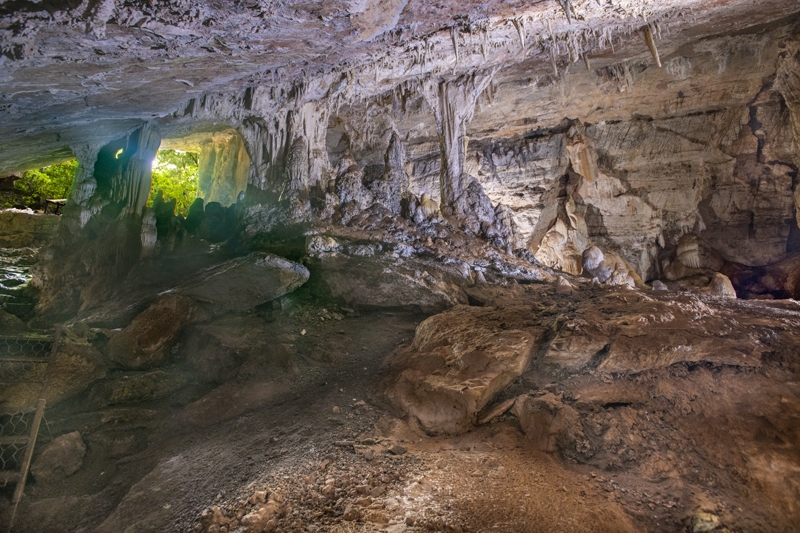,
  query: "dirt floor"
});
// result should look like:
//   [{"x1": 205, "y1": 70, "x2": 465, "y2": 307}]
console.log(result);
[{"x1": 2, "y1": 278, "x2": 799, "y2": 533}]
